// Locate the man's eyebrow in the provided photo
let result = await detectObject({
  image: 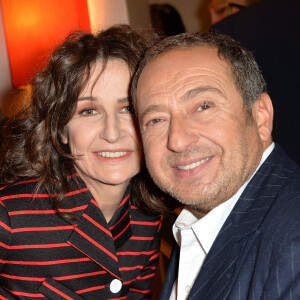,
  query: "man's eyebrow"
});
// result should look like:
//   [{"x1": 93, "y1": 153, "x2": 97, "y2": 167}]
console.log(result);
[
  {"x1": 181, "y1": 86, "x2": 225, "y2": 102},
  {"x1": 139, "y1": 104, "x2": 166, "y2": 123}
]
